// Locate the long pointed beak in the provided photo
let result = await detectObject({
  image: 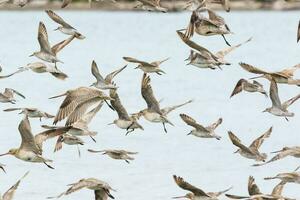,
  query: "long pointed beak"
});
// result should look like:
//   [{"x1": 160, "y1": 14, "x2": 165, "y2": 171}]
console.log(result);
[
  {"x1": 233, "y1": 150, "x2": 238, "y2": 154},
  {"x1": 0, "y1": 152, "x2": 9, "y2": 156},
  {"x1": 54, "y1": 28, "x2": 59, "y2": 31},
  {"x1": 187, "y1": 132, "x2": 192, "y2": 135},
  {"x1": 250, "y1": 75, "x2": 264, "y2": 80},
  {"x1": 134, "y1": 66, "x2": 139, "y2": 69},
  {"x1": 29, "y1": 54, "x2": 34, "y2": 57},
  {"x1": 49, "y1": 93, "x2": 66, "y2": 99},
  {"x1": 172, "y1": 196, "x2": 187, "y2": 199},
  {"x1": 271, "y1": 149, "x2": 282, "y2": 154},
  {"x1": 107, "y1": 122, "x2": 114, "y2": 125}
]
